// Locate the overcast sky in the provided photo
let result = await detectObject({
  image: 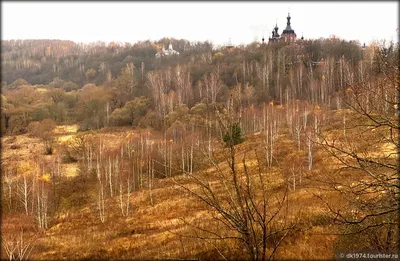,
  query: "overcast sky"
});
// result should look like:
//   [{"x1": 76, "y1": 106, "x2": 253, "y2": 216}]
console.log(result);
[{"x1": 2, "y1": 2, "x2": 398, "y2": 46}]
